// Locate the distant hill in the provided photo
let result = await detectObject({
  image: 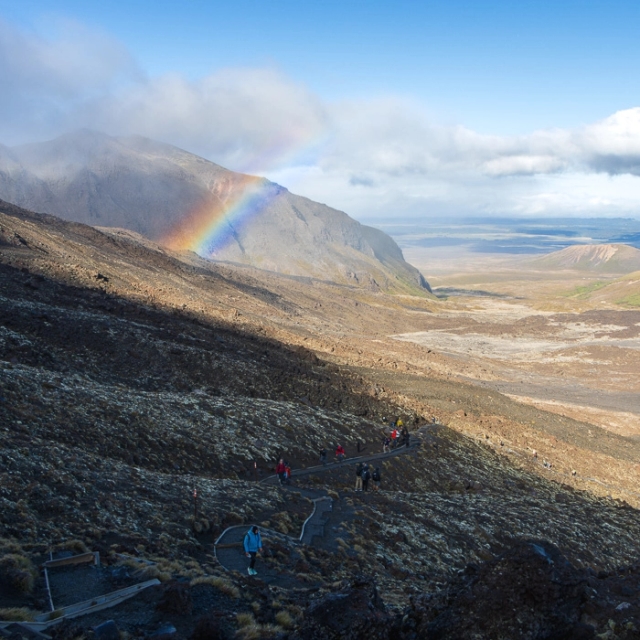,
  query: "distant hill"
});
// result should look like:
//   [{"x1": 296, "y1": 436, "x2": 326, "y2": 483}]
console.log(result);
[
  {"x1": 0, "y1": 130, "x2": 430, "y2": 293},
  {"x1": 527, "y1": 243, "x2": 640, "y2": 274}
]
